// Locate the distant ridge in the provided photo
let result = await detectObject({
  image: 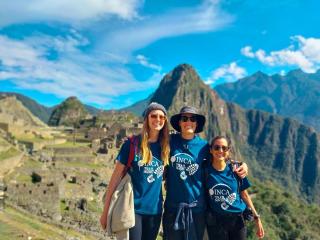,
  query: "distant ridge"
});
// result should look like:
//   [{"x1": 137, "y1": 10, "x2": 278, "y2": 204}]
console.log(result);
[
  {"x1": 0, "y1": 95, "x2": 47, "y2": 127},
  {"x1": 215, "y1": 69, "x2": 320, "y2": 131},
  {"x1": 121, "y1": 93, "x2": 153, "y2": 116},
  {"x1": 0, "y1": 92, "x2": 53, "y2": 123}
]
